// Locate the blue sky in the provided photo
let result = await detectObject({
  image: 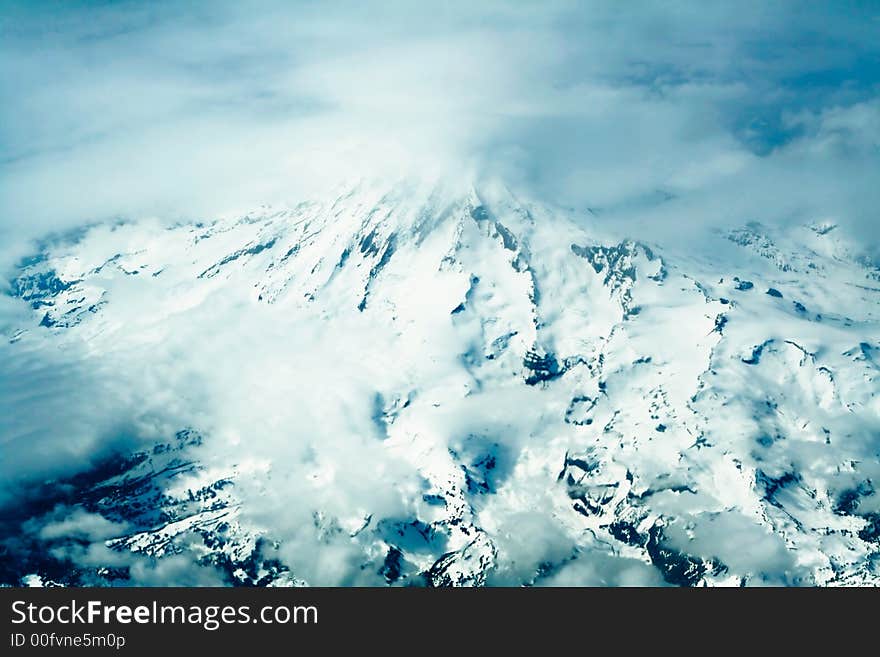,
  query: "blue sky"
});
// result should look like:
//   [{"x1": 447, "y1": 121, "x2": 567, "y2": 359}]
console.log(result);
[{"x1": 0, "y1": 0, "x2": 878, "y2": 258}]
